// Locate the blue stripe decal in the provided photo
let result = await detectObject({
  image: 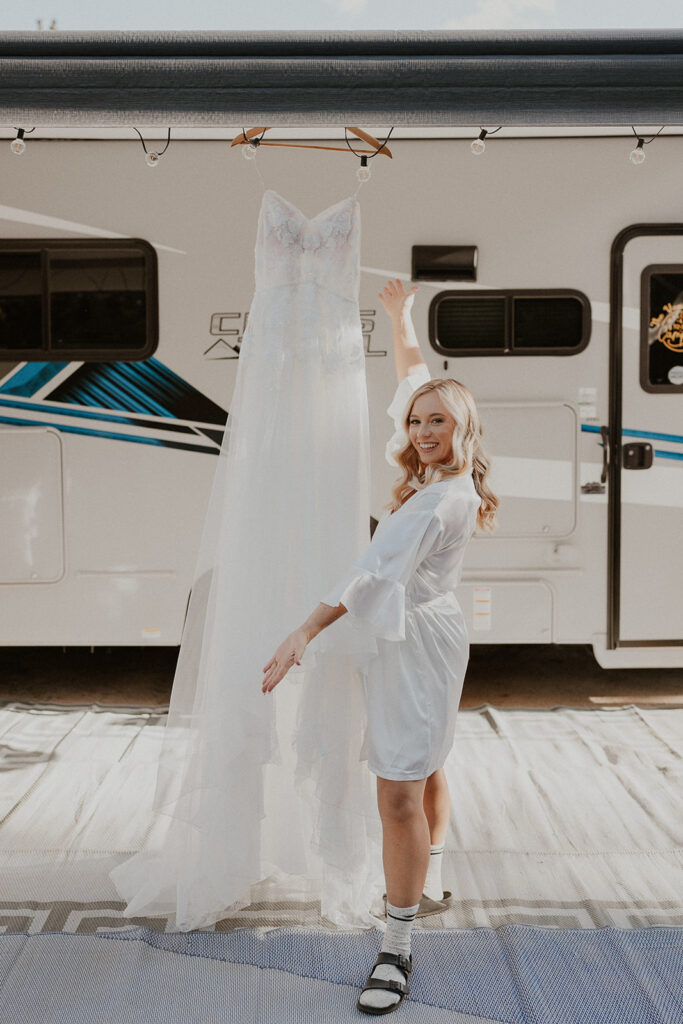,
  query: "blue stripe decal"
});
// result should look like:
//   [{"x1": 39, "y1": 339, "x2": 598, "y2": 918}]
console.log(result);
[
  {"x1": 0, "y1": 359, "x2": 227, "y2": 426},
  {"x1": 0, "y1": 415, "x2": 218, "y2": 455},
  {"x1": 655, "y1": 449, "x2": 683, "y2": 461},
  {"x1": 49, "y1": 357, "x2": 226, "y2": 424},
  {"x1": 582, "y1": 424, "x2": 683, "y2": 445},
  {"x1": 0, "y1": 362, "x2": 69, "y2": 396},
  {"x1": 0, "y1": 396, "x2": 199, "y2": 433}
]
